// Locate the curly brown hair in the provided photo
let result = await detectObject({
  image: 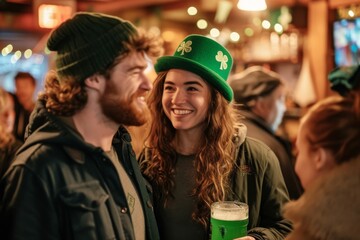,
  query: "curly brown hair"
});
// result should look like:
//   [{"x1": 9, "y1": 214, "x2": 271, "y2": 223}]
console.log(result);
[
  {"x1": 39, "y1": 28, "x2": 164, "y2": 116},
  {"x1": 141, "y1": 71, "x2": 240, "y2": 228}
]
